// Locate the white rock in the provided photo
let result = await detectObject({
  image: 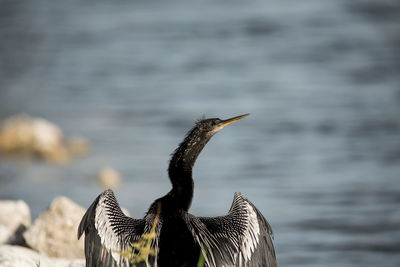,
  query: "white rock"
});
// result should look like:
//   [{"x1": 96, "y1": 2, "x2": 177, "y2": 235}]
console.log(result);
[
  {"x1": 0, "y1": 226, "x2": 10, "y2": 244},
  {"x1": 0, "y1": 114, "x2": 89, "y2": 163},
  {"x1": 31, "y1": 117, "x2": 63, "y2": 153},
  {"x1": 24, "y1": 197, "x2": 85, "y2": 259},
  {"x1": 0, "y1": 245, "x2": 84, "y2": 267},
  {"x1": 0, "y1": 114, "x2": 63, "y2": 151},
  {"x1": 0, "y1": 200, "x2": 31, "y2": 244}
]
